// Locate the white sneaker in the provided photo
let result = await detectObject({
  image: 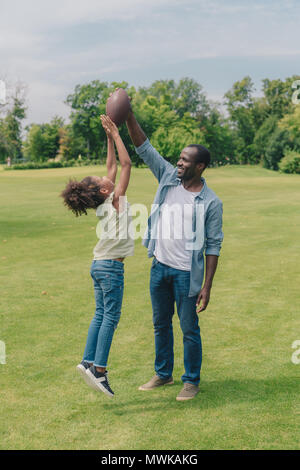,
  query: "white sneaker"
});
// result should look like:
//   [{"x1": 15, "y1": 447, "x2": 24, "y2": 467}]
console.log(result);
[
  {"x1": 86, "y1": 366, "x2": 114, "y2": 397},
  {"x1": 76, "y1": 361, "x2": 99, "y2": 391}
]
